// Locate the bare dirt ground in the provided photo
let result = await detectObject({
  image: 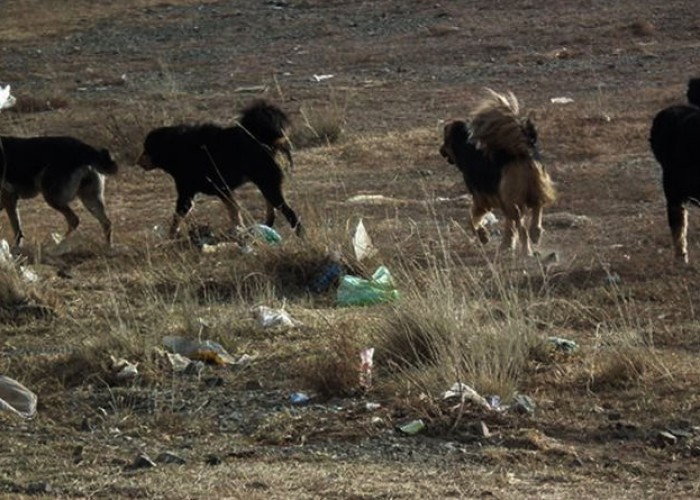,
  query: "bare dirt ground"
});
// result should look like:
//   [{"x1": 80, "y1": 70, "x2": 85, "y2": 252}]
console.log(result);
[{"x1": 2, "y1": 0, "x2": 700, "y2": 498}]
